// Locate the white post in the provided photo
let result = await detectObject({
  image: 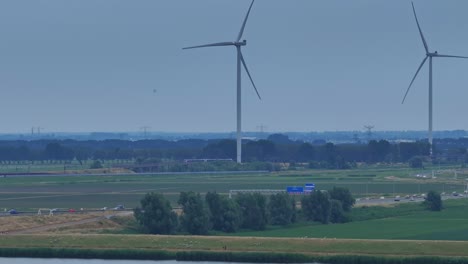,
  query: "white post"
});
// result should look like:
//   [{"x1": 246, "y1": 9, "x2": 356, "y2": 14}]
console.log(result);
[{"x1": 236, "y1": 46, "x2": 242, "y2": 164}]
